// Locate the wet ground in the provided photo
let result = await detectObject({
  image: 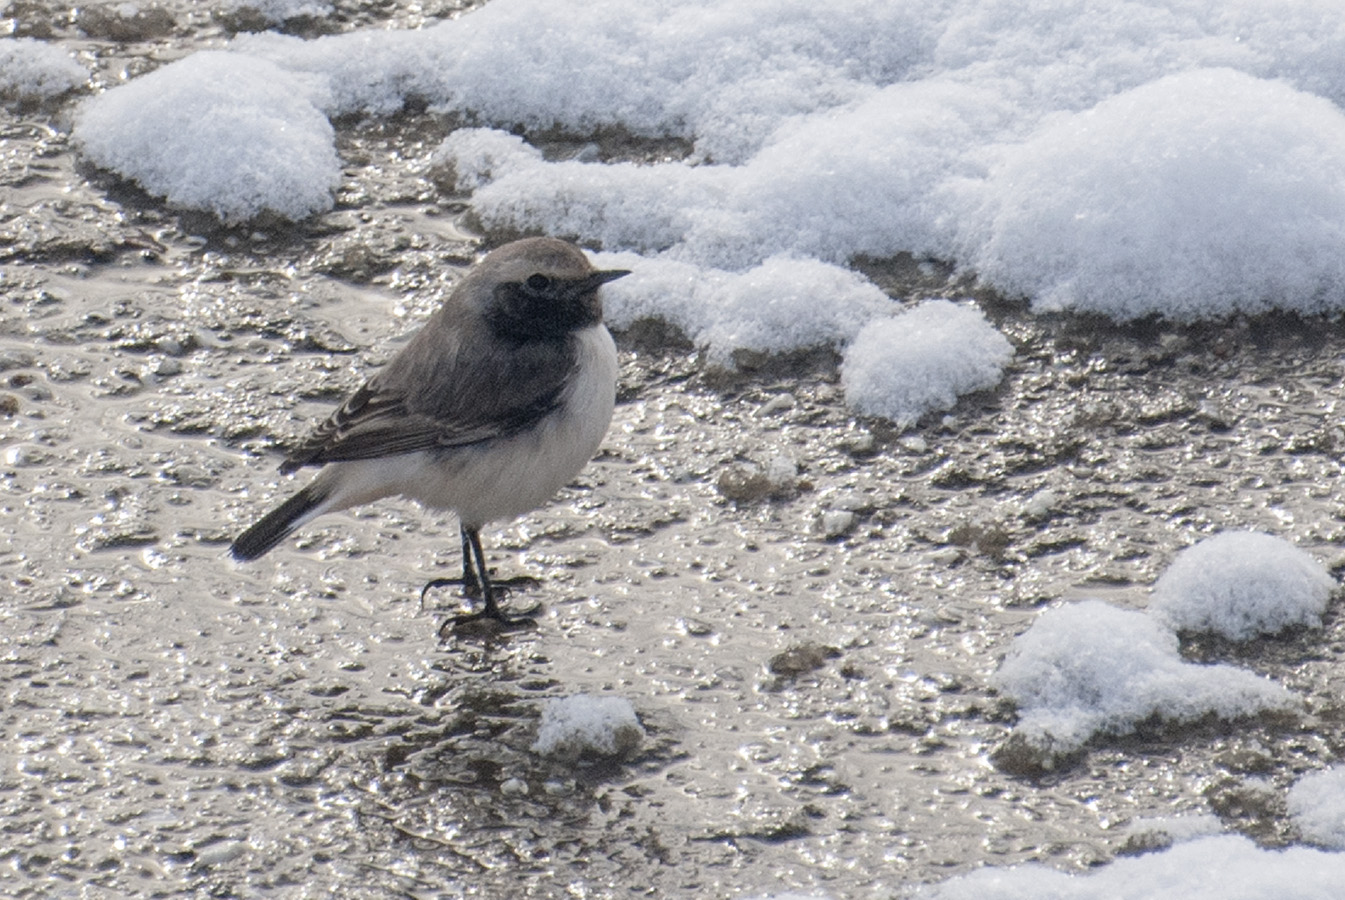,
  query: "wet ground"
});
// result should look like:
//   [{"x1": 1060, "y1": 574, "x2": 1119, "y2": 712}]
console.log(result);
[{"x1": 5, "y1": 3, "x2": 1345, "y2": 898}]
